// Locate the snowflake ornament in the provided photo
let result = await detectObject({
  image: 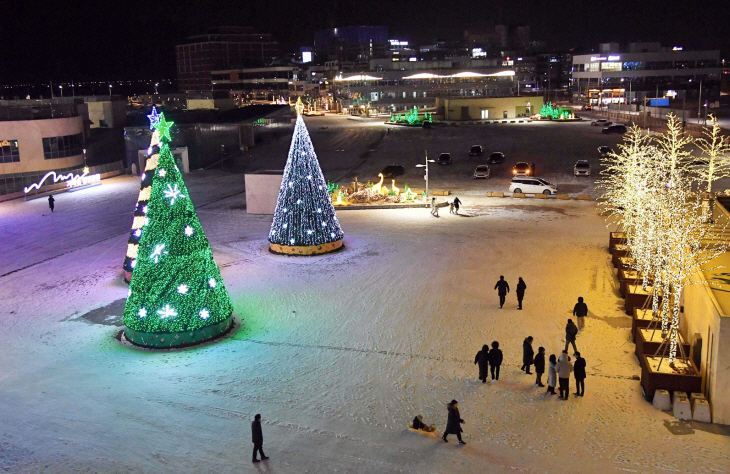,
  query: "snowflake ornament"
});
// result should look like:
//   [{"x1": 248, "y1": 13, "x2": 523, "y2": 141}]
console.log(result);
[
  {"x1": 163, "y1": 184, "x2": 185, "y2": 205},
  {"x1": 150, "y1": 244, "x2": 168, "y2": 263},
  {"x1": 157, "y1": 305, "x2": 178, "y2": 319},
  {"x1": 177, "y1": 284, "x2": 189, "y2": 294},
  {"x1": 199, "y1": 309, "x2": 210, "y2": 320}
]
